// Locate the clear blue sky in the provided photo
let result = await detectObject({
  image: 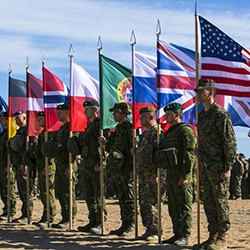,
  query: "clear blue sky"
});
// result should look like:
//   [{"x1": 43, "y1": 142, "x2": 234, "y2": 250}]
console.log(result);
[{"x1": 0, "y1": 0, "x2": 249, "y2": 157}]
